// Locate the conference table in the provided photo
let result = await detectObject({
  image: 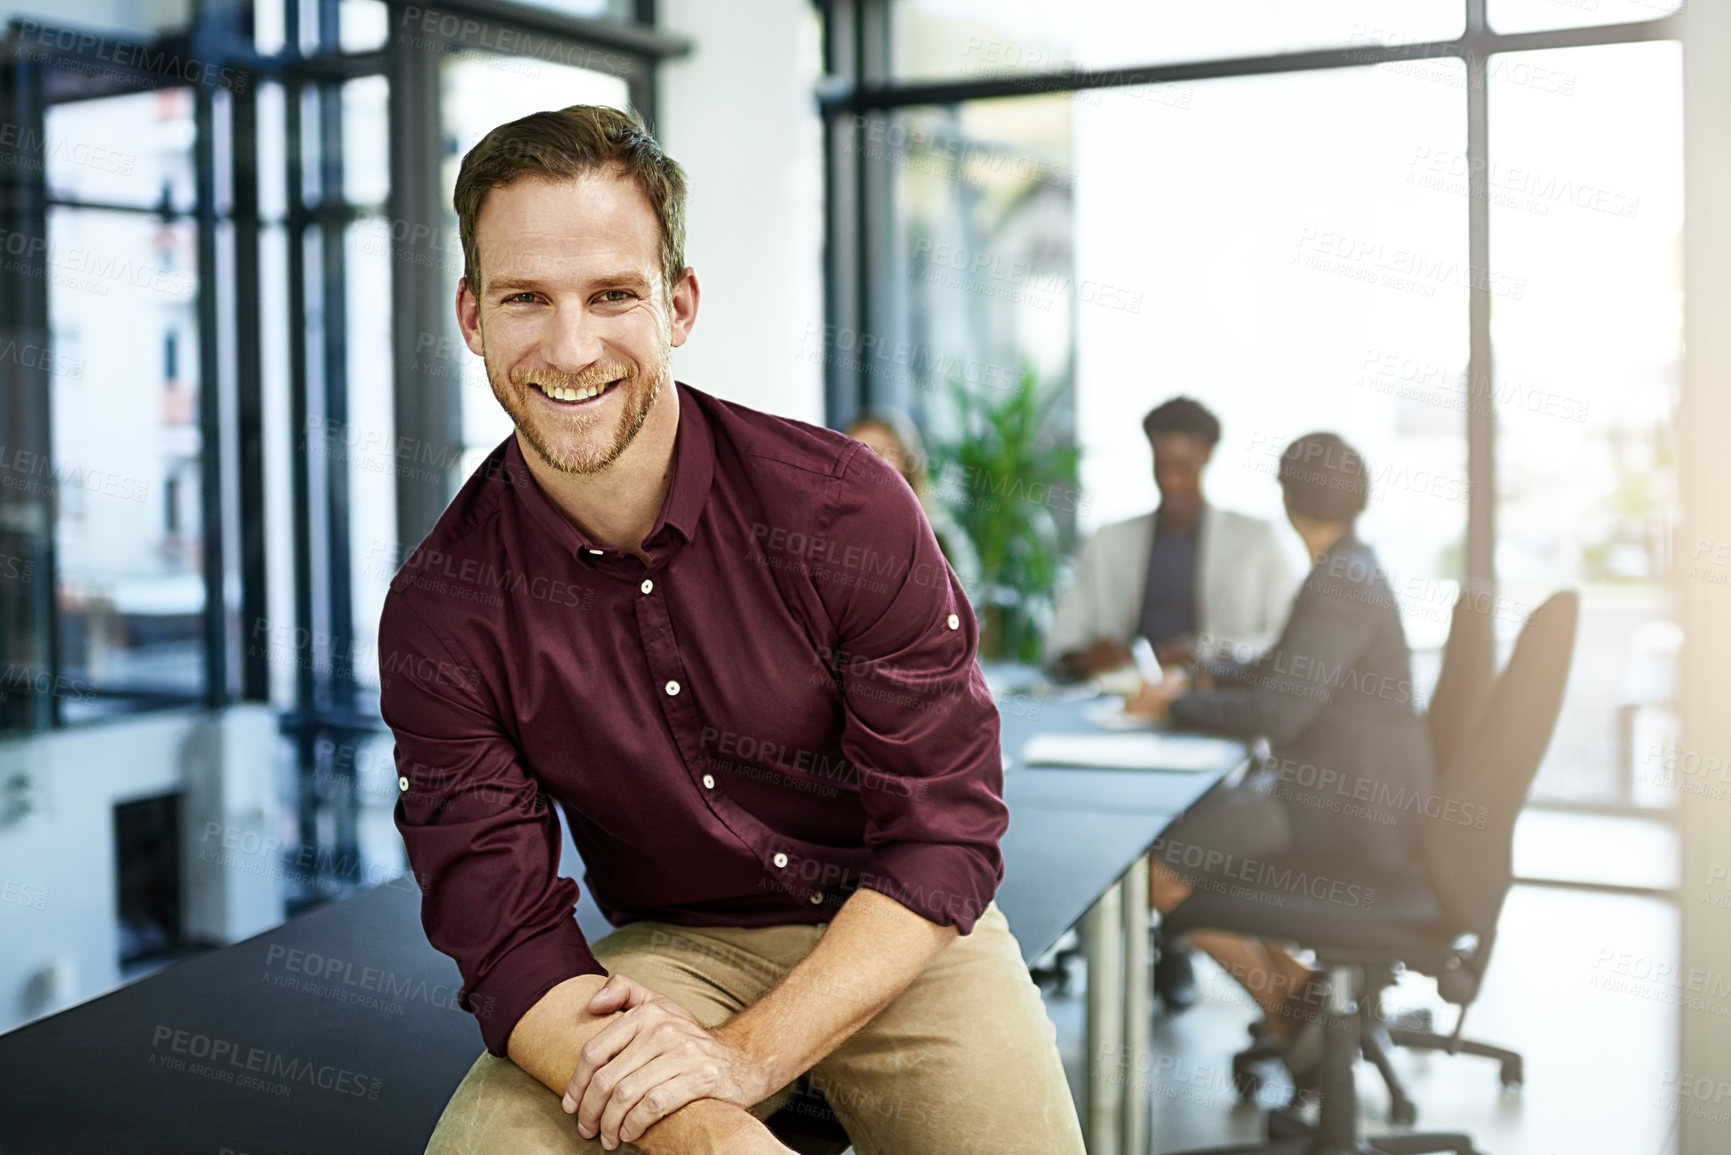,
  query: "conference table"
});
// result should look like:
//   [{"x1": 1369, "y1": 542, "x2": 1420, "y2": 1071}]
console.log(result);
[
  {"x1": 0, "y1": 674, "x2": 1247, "y2": 1155},
  {"x1": 988, "y1": 667, "x2": 1251, "y2": 1155}
]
